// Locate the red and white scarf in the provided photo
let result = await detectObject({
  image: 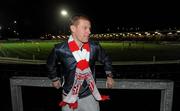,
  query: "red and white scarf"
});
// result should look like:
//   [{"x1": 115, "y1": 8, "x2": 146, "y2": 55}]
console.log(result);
[{"x1": 59, "y1": 35, "x2": 109, "y2": 109}]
